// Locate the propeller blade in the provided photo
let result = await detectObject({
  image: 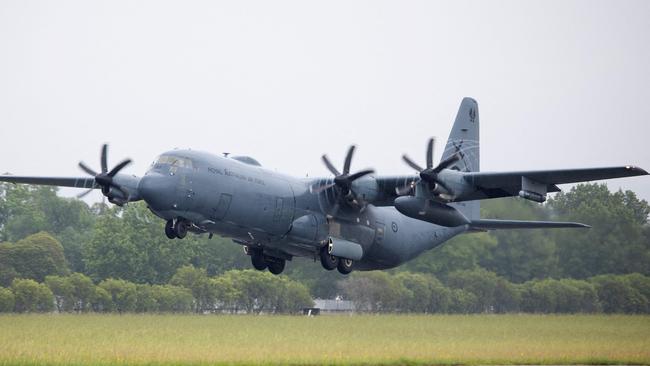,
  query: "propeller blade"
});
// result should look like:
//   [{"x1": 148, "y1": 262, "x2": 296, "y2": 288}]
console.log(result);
[
  {"x1": 426, "y1": 138, "x2": 435, "y2": 169},
  {"x1": 395, "y1": 185, "x2": 410, "y2": 195},
  {"x1": 343, "y1": 145, "x2": 355, "y2": 175},
  {"x1": 76, "y1": 188, "x2": 94, "y2": 199},
  {"x1": 321, "y1": 155, "x2": 341, "y2": 176},
  {"x1": 310, "y1": 182, "x2": 336, "y2": 194},
  {"x1": 101, "y1": 144, "x2": 108, "y2": 174},
  {"x1": 433, "y1": 153, "x2": 460, "y2": 173},
  {"x1": 347, "y1": 169, "x2": 374, "y2": 182},
  {"x1": 107, "y1": 159, "x2": 132, "y2": 177},
  {"x1": 78, "y1": 162, "x2": 98, "y2": 176},
  {"x1": 402, "y1": 155, "x2": 423, "y2": 172},
  {"x1": 419, "y1": 199, "x2": 430, "y2": 215}
]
